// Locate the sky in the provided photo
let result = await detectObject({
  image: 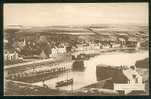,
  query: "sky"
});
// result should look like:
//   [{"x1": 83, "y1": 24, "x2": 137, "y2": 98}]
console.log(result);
[{"x1": 4, "y1": 3, "x2": 148, "y2": 26}]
